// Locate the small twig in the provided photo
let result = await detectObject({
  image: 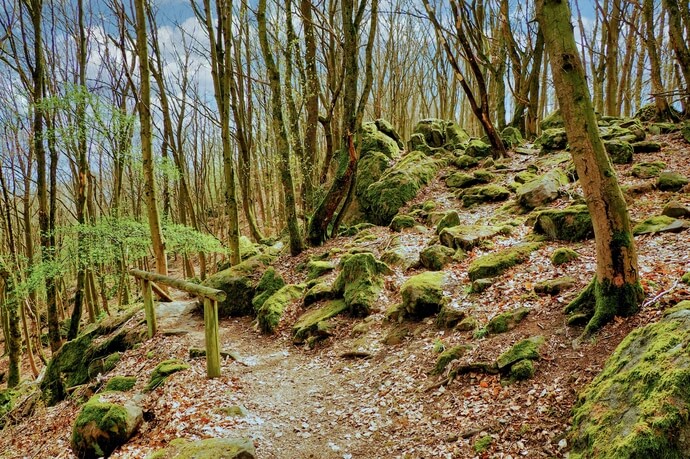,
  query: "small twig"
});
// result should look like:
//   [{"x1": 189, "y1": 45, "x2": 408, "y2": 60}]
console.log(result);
[{"x1": 642, "y1": 281, "x2": 679, "y2": 308}]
